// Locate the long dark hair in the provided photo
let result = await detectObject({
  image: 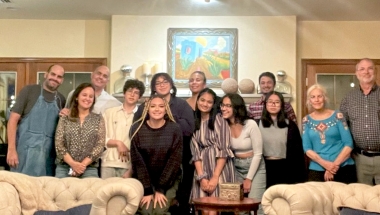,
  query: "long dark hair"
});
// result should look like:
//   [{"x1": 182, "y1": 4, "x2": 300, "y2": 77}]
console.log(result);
[
  {"x1": 261, "y1": 91, "x2": 288, "y2": 128},
  {"x1": 194, "y1": 88, "x2": 218, "y2": 130},
  {"x1": 221, "y1": 93, "x2": 249, "y2": 126},
  {"x1": 69, "y1": 83, "x2": 95, "y2": 118},
  {"x1": 150, "y1": 73, "x2": 177, "y2": 97}
]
